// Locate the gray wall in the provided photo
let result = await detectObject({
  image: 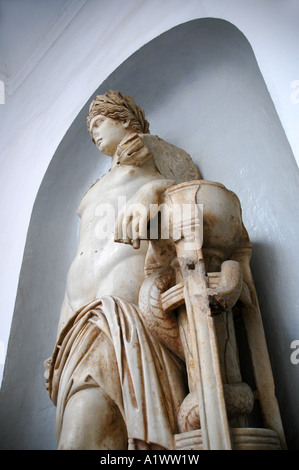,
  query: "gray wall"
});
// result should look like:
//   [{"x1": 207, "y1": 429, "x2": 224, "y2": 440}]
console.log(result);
[{"x1": 0, "y1": 18, "x2": 298, "y2": 449}]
